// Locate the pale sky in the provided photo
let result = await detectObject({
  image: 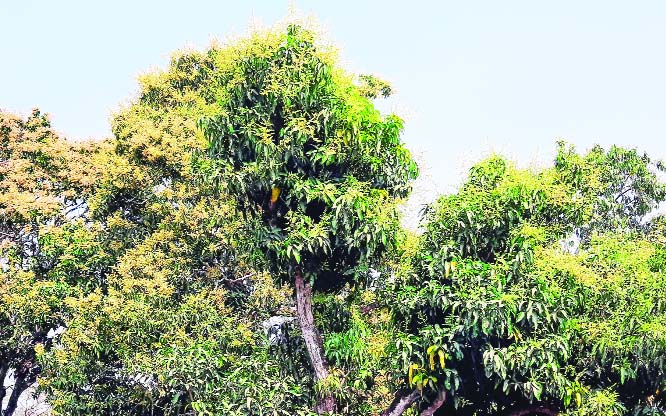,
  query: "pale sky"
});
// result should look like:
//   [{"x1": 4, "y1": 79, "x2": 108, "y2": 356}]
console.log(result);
[{"x1": 2, "y1": 1, "x2": 666, "y2": 194}]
